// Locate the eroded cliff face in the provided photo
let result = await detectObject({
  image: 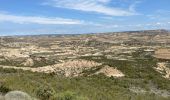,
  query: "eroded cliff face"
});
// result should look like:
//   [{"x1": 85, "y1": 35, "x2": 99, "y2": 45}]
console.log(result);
[
  {"x1": 155, "y1": 62, "x2": 170, "y2": 79},
  {"x1": 0, "y1": 59, "x2": 103, "y2": 77},
  {"x1": 0, "y1": 59, "x2": 126, "y2": 78},
  {"x1": 0, "y1": 59, "x2": 125, "y2": 77},
  {"x1": 154, "y1": 49, "x2": 170, "y2": 60}
]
